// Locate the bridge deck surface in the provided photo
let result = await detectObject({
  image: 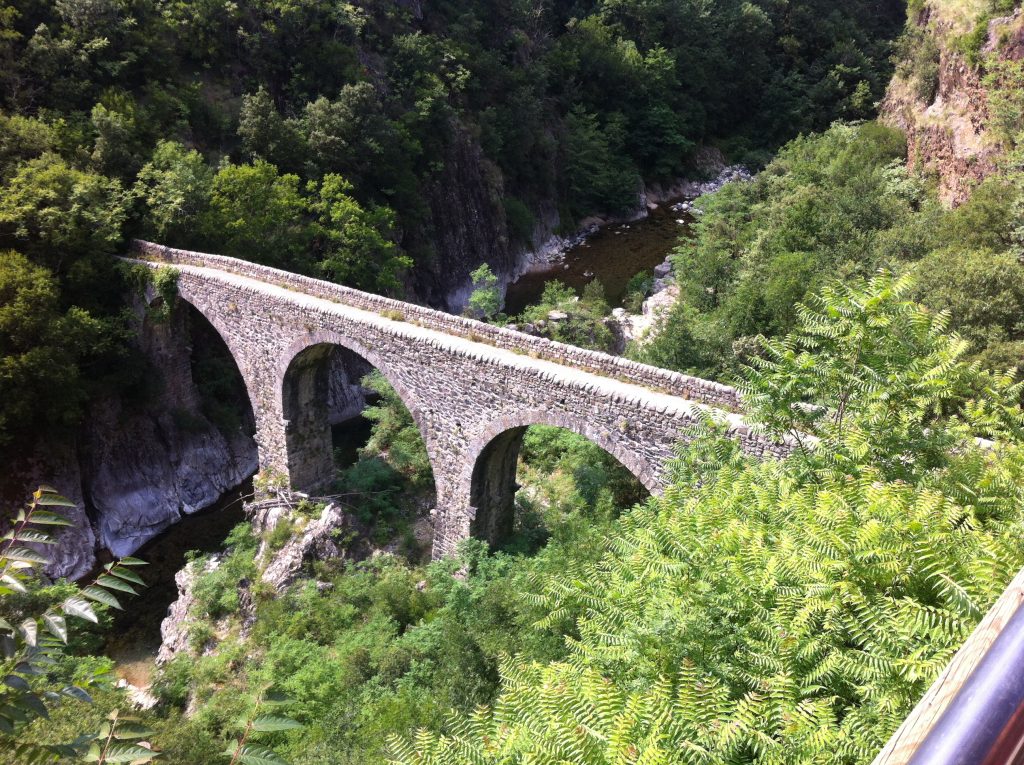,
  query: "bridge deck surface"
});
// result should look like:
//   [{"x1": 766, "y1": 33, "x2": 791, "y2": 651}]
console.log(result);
[{"x1": 172, "y1": 261, "x2": 751, "y2": 430}]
